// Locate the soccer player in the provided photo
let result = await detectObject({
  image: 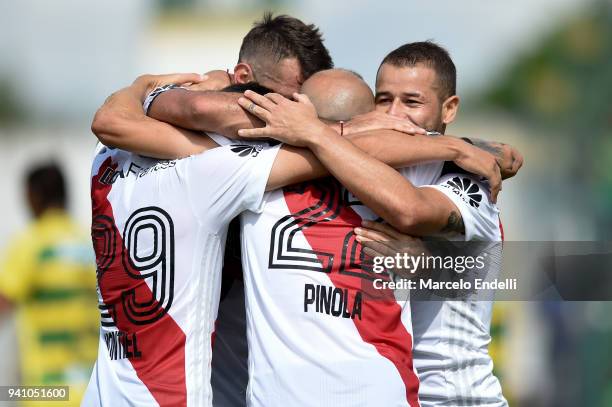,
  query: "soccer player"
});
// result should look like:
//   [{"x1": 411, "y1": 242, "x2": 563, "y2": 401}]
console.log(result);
[
  {"x1": 0, "y1": 163, "x2": 99, "y2": 406},
  {"x1": 83, "y1": 72, "x2": 285, "y2": 407},
  {"x1": 349, "y1": 42, "x2": 511, "y2": 406}
]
